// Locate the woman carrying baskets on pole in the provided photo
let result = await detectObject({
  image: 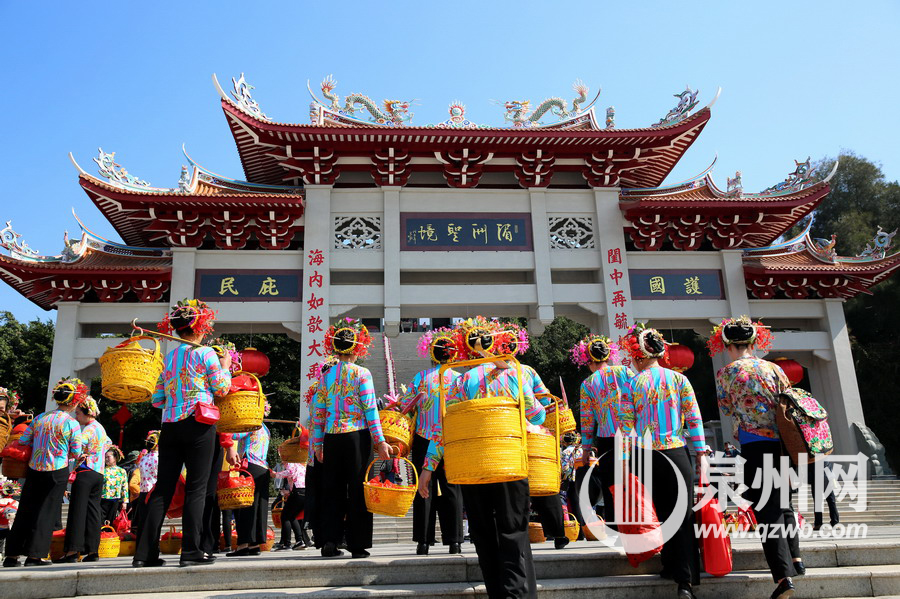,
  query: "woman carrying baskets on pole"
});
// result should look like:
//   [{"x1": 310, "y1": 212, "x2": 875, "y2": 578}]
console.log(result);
[
  {"x1": 419, "y1": 318, "x2": 546, "y2": 599},
  {"x1": 133, "y1": 299, "x2": 232, "y2": 568},
  {"x1": 312, "y1": 318, "x2": 391, "y2": 559},
  {"x1": 400, "y1": 327, "x2": 464, "y2": 556},
  {"x1": 710, "y1": 316, "x2": 801, "y2": 599},
  {"x1": 226, "y1": 406, "x2": 271, "y2": 557},
  {"x1": 56, "y1": 397, "x2": 111, "y2": 563},
  {"x1": 2, "y1": 377, "x2": 86, "y2": 567}
]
